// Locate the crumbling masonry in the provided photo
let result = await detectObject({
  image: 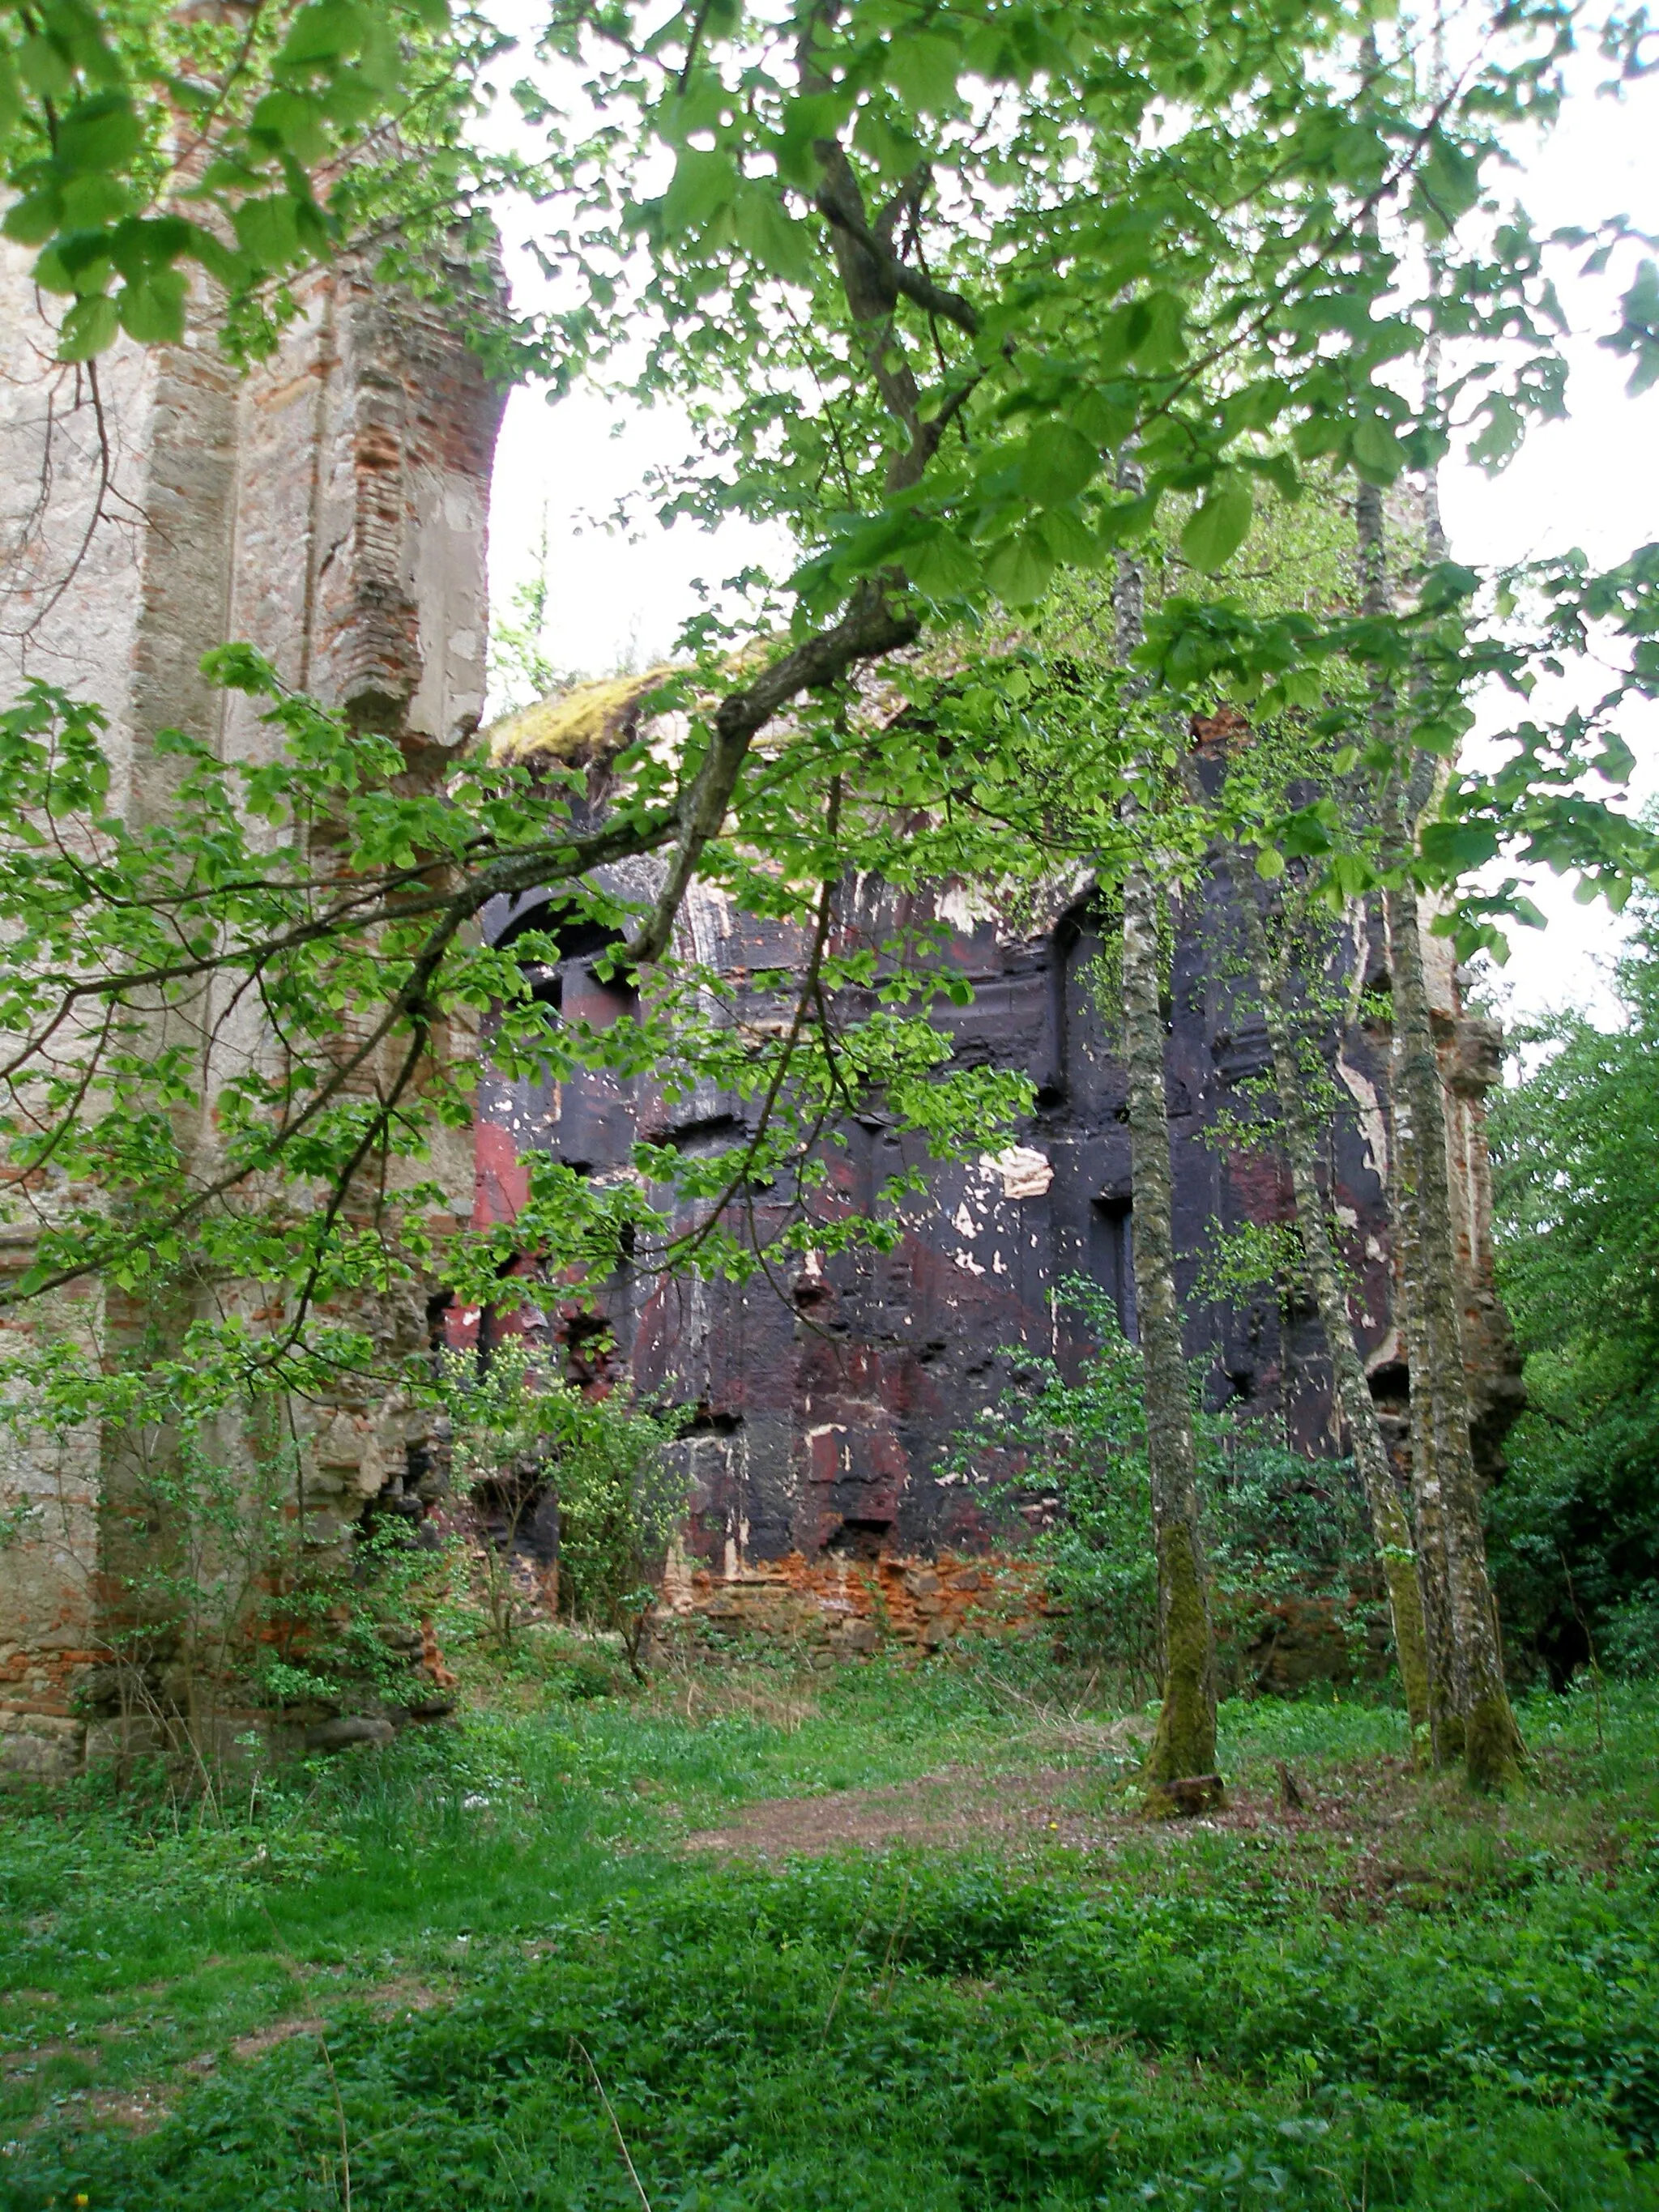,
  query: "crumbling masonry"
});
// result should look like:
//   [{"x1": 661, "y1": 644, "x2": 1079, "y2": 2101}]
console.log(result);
[{"x1": 0, "y1": 249, "x2": 503, "y2": 1775}]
